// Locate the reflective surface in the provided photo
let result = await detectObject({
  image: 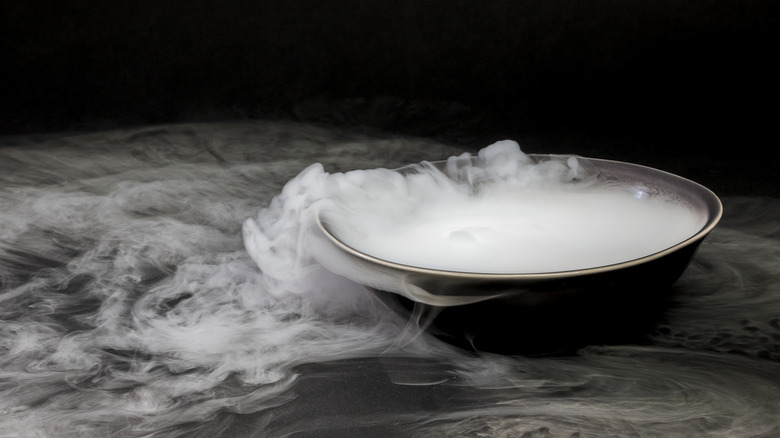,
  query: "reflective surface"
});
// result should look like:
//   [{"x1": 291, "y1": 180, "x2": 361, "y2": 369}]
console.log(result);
[{"x1": 1, "y1": 121, "x2": 778, "y2": 437}]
